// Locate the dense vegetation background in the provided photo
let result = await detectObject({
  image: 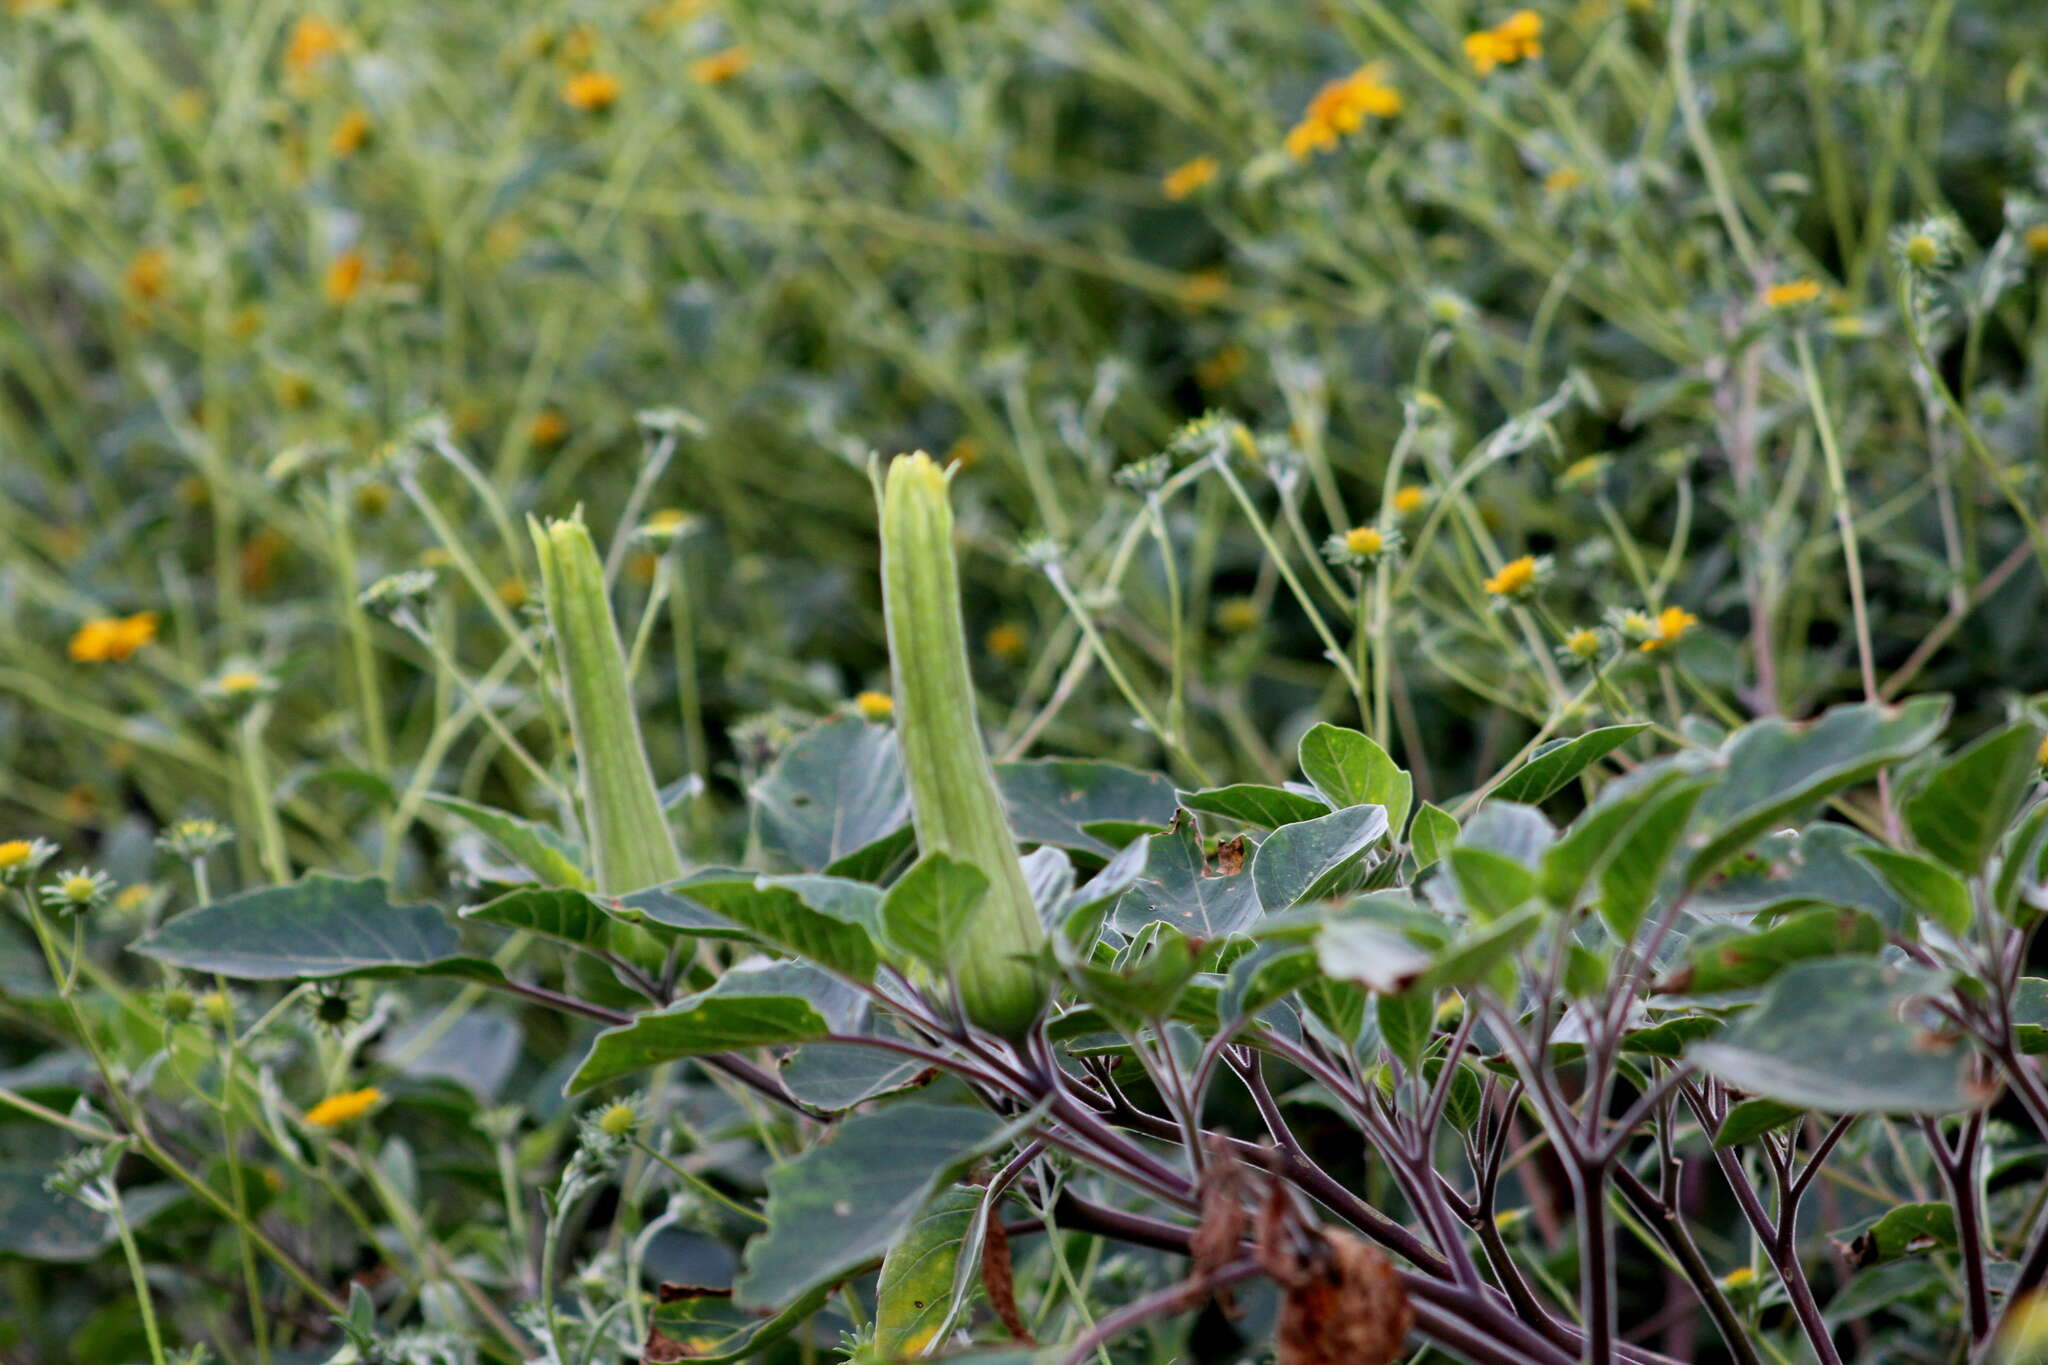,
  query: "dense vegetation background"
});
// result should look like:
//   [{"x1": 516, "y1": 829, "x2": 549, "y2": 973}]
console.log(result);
[{"x1": 4, "y1": 0, "x2": 2048, "y2": 1360}]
